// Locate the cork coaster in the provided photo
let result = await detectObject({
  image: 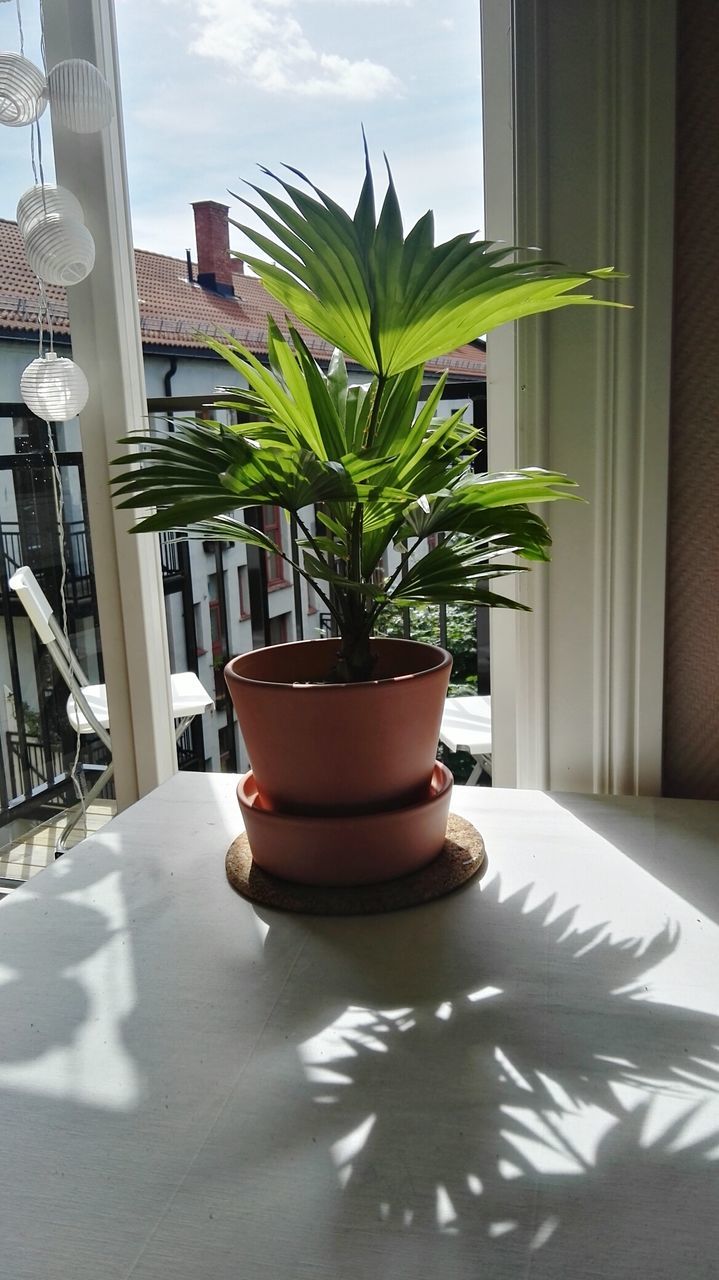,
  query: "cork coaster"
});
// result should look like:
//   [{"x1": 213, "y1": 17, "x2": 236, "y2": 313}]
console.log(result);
[{"x1": 225, "y1": 812, "x2": 486, "y2": 916}]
